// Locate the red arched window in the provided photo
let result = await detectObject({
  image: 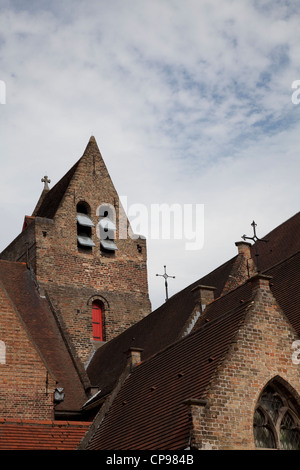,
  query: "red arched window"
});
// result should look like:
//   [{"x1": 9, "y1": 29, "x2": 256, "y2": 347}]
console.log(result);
[{"x1": 92, "y1": 301, "x2": 103, "y2": 341}]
